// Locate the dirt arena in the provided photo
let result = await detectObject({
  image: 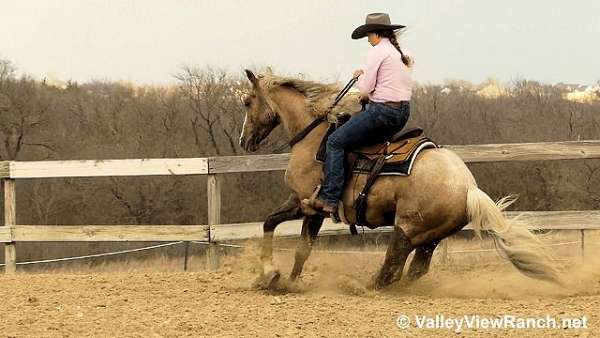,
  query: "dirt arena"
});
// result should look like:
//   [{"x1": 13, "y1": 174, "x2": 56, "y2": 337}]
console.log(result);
[{"x1": 1, "y1": 236, "x2": 599, "y2": 338}]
